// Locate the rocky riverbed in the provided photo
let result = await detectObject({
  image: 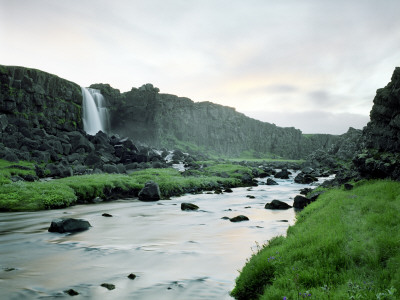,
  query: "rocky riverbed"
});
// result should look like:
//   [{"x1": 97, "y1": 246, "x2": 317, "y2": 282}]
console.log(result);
[{"x1": 0, "y1": 172, "x2": 332, "y2": 299}]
